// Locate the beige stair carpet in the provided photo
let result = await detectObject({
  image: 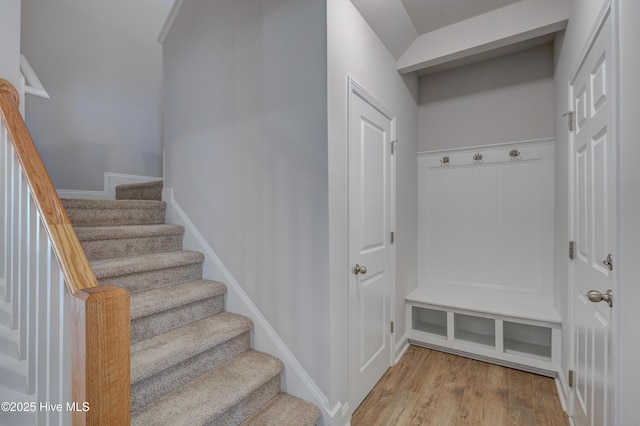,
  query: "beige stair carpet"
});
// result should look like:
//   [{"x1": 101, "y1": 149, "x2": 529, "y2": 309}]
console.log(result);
[{"x1": 61, "y1": 182, "x2": 321, "y2": 426}]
